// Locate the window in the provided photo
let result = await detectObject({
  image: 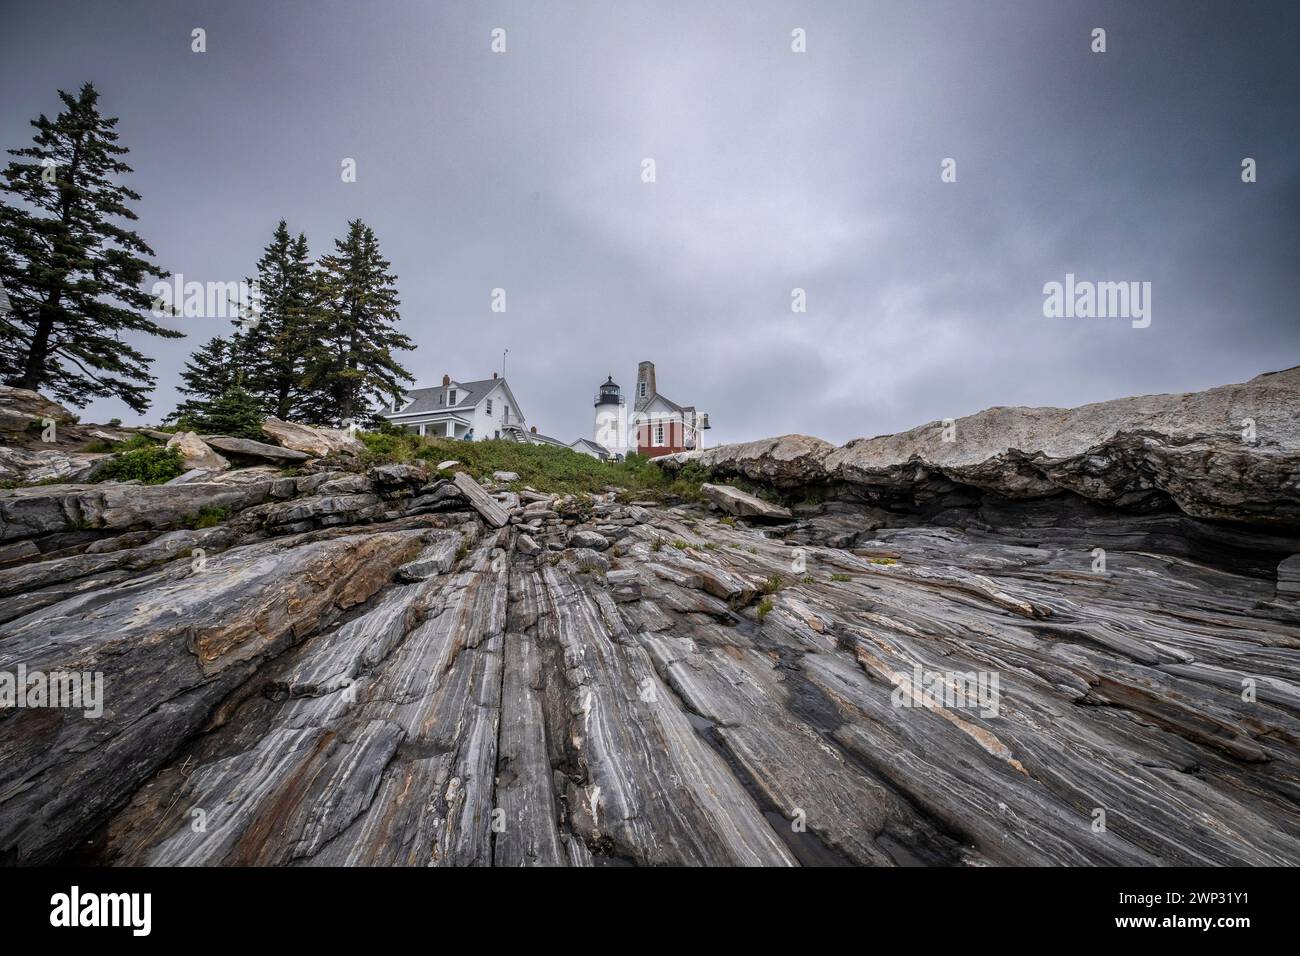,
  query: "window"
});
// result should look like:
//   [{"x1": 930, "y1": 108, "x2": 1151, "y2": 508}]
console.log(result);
[
  {"x1": 486, "y1": 399, "x2": 493, "y2": 415},
  {"x1": 654, "y1": 422, "x2": 665, "y2": 446},
  {"x1": 448, "y1": 388, "x2": 457, "y2": 405},
  {"x1": 639, "y1": 382, "x2": 647, "y2": 398}
]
